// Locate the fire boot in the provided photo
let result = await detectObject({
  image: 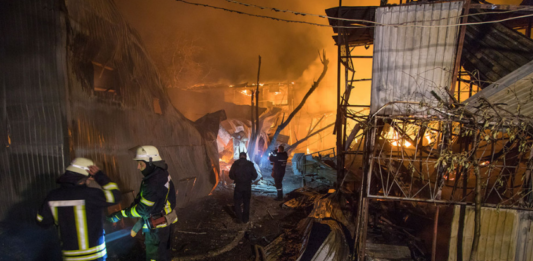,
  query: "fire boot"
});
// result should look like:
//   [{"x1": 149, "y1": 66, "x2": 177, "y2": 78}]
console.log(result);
[{"x1": 276, "y1": 189, "x2": 283, "y2": 201}]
